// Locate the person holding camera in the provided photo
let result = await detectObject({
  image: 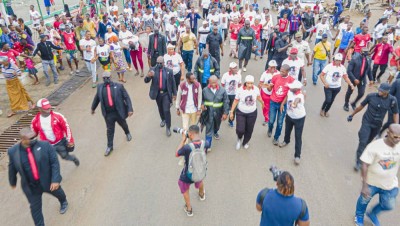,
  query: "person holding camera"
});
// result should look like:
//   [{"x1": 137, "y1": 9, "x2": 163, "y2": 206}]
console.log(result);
[
  {"x1": 31, "y1": 98, "x2": 80, "y2": 166},
  {"x1": 145, "y1": 56, "x2": 177, "y2": 137},
  {"x1": 256, "y1": 171, "x2": 310, "y2": 226},
  {"x1": 201, "y1": 75, "x2": 229, "y2": 151},
  {"x1": 175, "y1": 125, "x2": 209, "y2": 217}
]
